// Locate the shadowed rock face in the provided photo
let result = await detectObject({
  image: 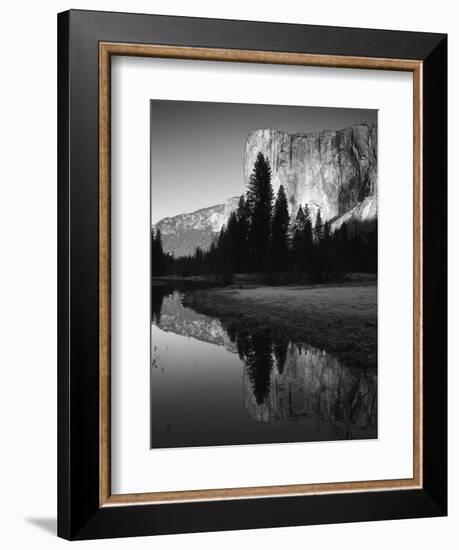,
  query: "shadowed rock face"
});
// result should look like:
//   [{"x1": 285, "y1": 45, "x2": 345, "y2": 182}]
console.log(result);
[
  {"x1": 245, "y1": 123, "x2": 377, "y2": 223},
  {"x1": 242, "y1": 343, "x2": 377, "y2": 436}
]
